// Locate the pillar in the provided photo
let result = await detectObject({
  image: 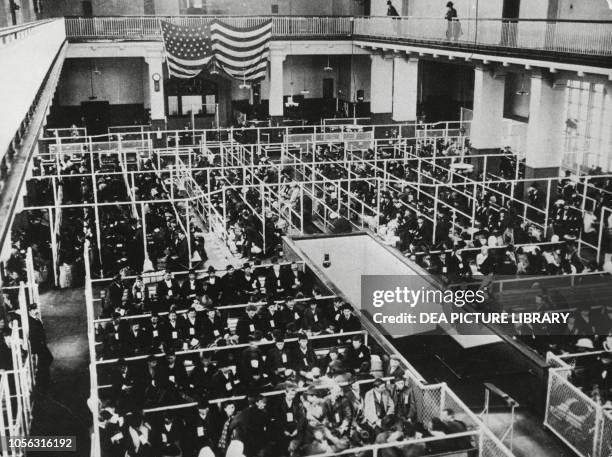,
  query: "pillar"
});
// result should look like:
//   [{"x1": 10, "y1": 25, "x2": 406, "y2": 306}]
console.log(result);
[
  {"x1": 525, "y1": 72, "x2": 567, "y2": 179},
  {"x1": 145, "y1": 54, "x2": 166, "y2": 130},
  {"x1": 470, "y1": 66, "x2": 506, "y2": 178},
  {"x1": 471, "y1": 66, "x2": 506, "y2": 152},
  {"x1": 370, "y1": 54, "x2": 393, "y2": 124},
  {"x1": 269, "y1": 51, "x2": 286, "y2": 122},
  {"x1": 601, "y1": 81, "x2": 612, "y2": 172},
  {"x1": 392, "y1": 56, "x2": 419, "y2": 122}
]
